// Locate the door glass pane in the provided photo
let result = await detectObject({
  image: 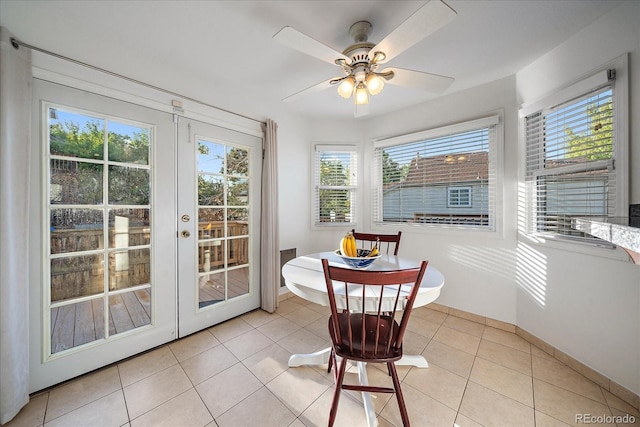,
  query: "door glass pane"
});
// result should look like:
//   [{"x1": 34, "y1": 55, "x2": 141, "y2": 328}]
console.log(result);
[
  {"x1": 108, "y1": 289, "x2": 151, "y2": 336},
  {"x1": 198, "y1": 239, "x2": 224, "y2": 273},
  {"x1": 108, "y1": 165, "x2": 149, "y2": 205},
  {"x1": 51, "y1": 254, "x2": 104, "y2": 302},
  {"x1": 50, "y1": 160, "x2": 103, "y2": 205},
  {"x1": 109, "y1": 208, "x2": 150, "y2": 247},
  {"x1": 46, "y1": 105, "x2": 153, "y2": 355},
  {"x1": 197, "y1": 138, "x2": 251, "y2": 309},
  {"x1": 226, "y1": 146, "x2": 248, "y2": 176},
  {"x1": 227, "y1": 208, "x2": 248, "y2": 236},
  {"x1": 198, "y1": 140, "x2": 224, "y2": 174},
  {"x1": 50, "y1": 208, "x2": 104, "y2": 254},
  {"x1": 228, "y1": 267, "x2": 249, "y2": 299},
  {"x1": 228, "y1": 178, "x2": 248, "y2": 206},
  {"x1": 108, "y1": 248, "x2": 150, "y2": 291},
  {"x1": 199, "y1": 175, "x2": 224, "y2": 206},
  {"x1": 107, "y1": 122, "x2": 150, "y2": 165},
  {"x1": 49, "y1": 108, "x2": 104, "y2": 159},
  {"x1": 228, "y1": 237, "x2": 249, "y2": 267},
  {"x1": 199, "y1": 271, "x2": 225, "y2": 308},
  {"x1": 51, "y1": 298, "x2": 105, "y2": 354}
]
